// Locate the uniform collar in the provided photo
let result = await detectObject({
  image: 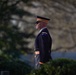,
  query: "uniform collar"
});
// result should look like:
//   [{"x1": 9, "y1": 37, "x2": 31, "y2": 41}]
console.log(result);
[{"x1": 39, "y1": 27, "x2": 47, "y2": 33}]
